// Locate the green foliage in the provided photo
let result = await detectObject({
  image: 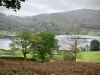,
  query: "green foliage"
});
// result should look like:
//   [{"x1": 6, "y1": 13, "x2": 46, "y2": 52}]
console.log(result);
[
  {"x1": 31, "y1": 32, "x2": 59, "y2": 62},
  {"x1": 63, "y1": 53, "x2": 76, "y2": 61},
  {"x1": 10, "y1": 31, "x2": 32, "y2": 60},
  {"x1": 90, "y1": 39, "x2": 100, "y2": 51},
  {"x1": 0, "y1": 0, "x2": 25, "y2": 11},
  {"x1": 9, "y1": 31, "x2": 59, "y2": 62},
  {"x1": 44, "y1": 57, "x2": 50, "y2": 62}
]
